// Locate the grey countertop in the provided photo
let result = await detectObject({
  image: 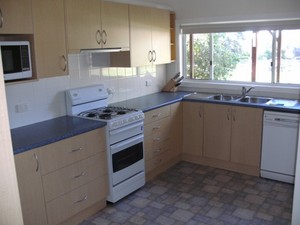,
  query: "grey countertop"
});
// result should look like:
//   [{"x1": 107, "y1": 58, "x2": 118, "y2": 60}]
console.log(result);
[{"x1": 11, "y1": 116, "x2": 106, "y2": 155}]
